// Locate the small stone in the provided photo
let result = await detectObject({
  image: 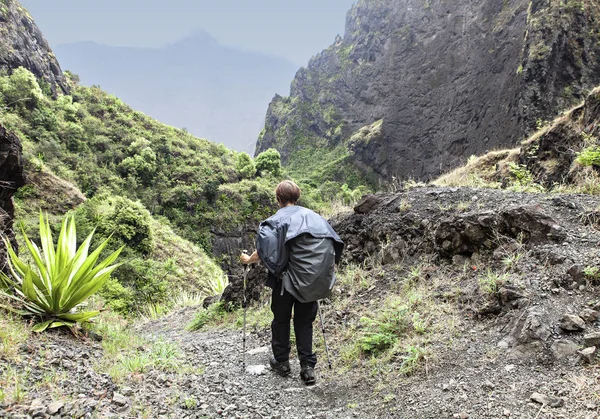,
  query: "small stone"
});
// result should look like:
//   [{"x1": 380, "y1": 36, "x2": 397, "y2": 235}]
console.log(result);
[
  {"x1": 503, "y1": 409, "x2": 511, "y2": 416},
  {"x1": 29, "y1": 399, "x2": 46, "y2": 416},
  {"x1": 112, "y1": 392, "x2": 129, "y2": 407},
  {"x1": 120, "y1": 387, "x2": 133, "y2": 397},
  {"x1": 568, "y1": 264, "x2": 585, "y2": 282},
  {"x1": 580, "y1": 309, "x2": 600, "y2": 323},
  {"x1": 584, "y1": 332, "x2": 600, "y2": 347},
  {"x1": 453, "y1": 413, "x2": 468, "y2": 419},
  {"x1": 47, "y1": 401, "x2": 64, "y2": 415},
  {"x1": 559, "y1": 314, "x2": 586, "y2": 331},
  {"x1": 587, "y1": 403, "x2": 597, "y2": 410},
  {"x1": 483, "y1": 380, "x2": 495, "y2": 390},
  {"x1": 442, "y1": 384, "x2": 450, "y2": 391},
  {"x1": 580, "y1": 346, "x2": 597, "y2": 364},
  {"x1": 530, "y1": 392, "x2": 564, "y2": 408},
  {"x1": 550, "y1": 339, "x2": 579, "y2": 359}
]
